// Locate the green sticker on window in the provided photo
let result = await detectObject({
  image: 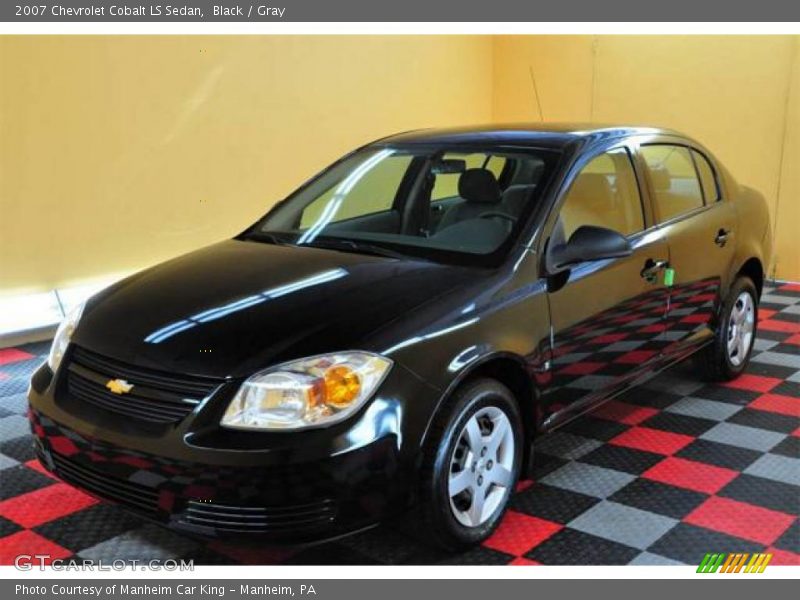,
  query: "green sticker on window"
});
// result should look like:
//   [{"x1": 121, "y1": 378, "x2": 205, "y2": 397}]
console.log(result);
[{"x1": 664, "y1": 267, "x2": 675, "y2": 287}]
